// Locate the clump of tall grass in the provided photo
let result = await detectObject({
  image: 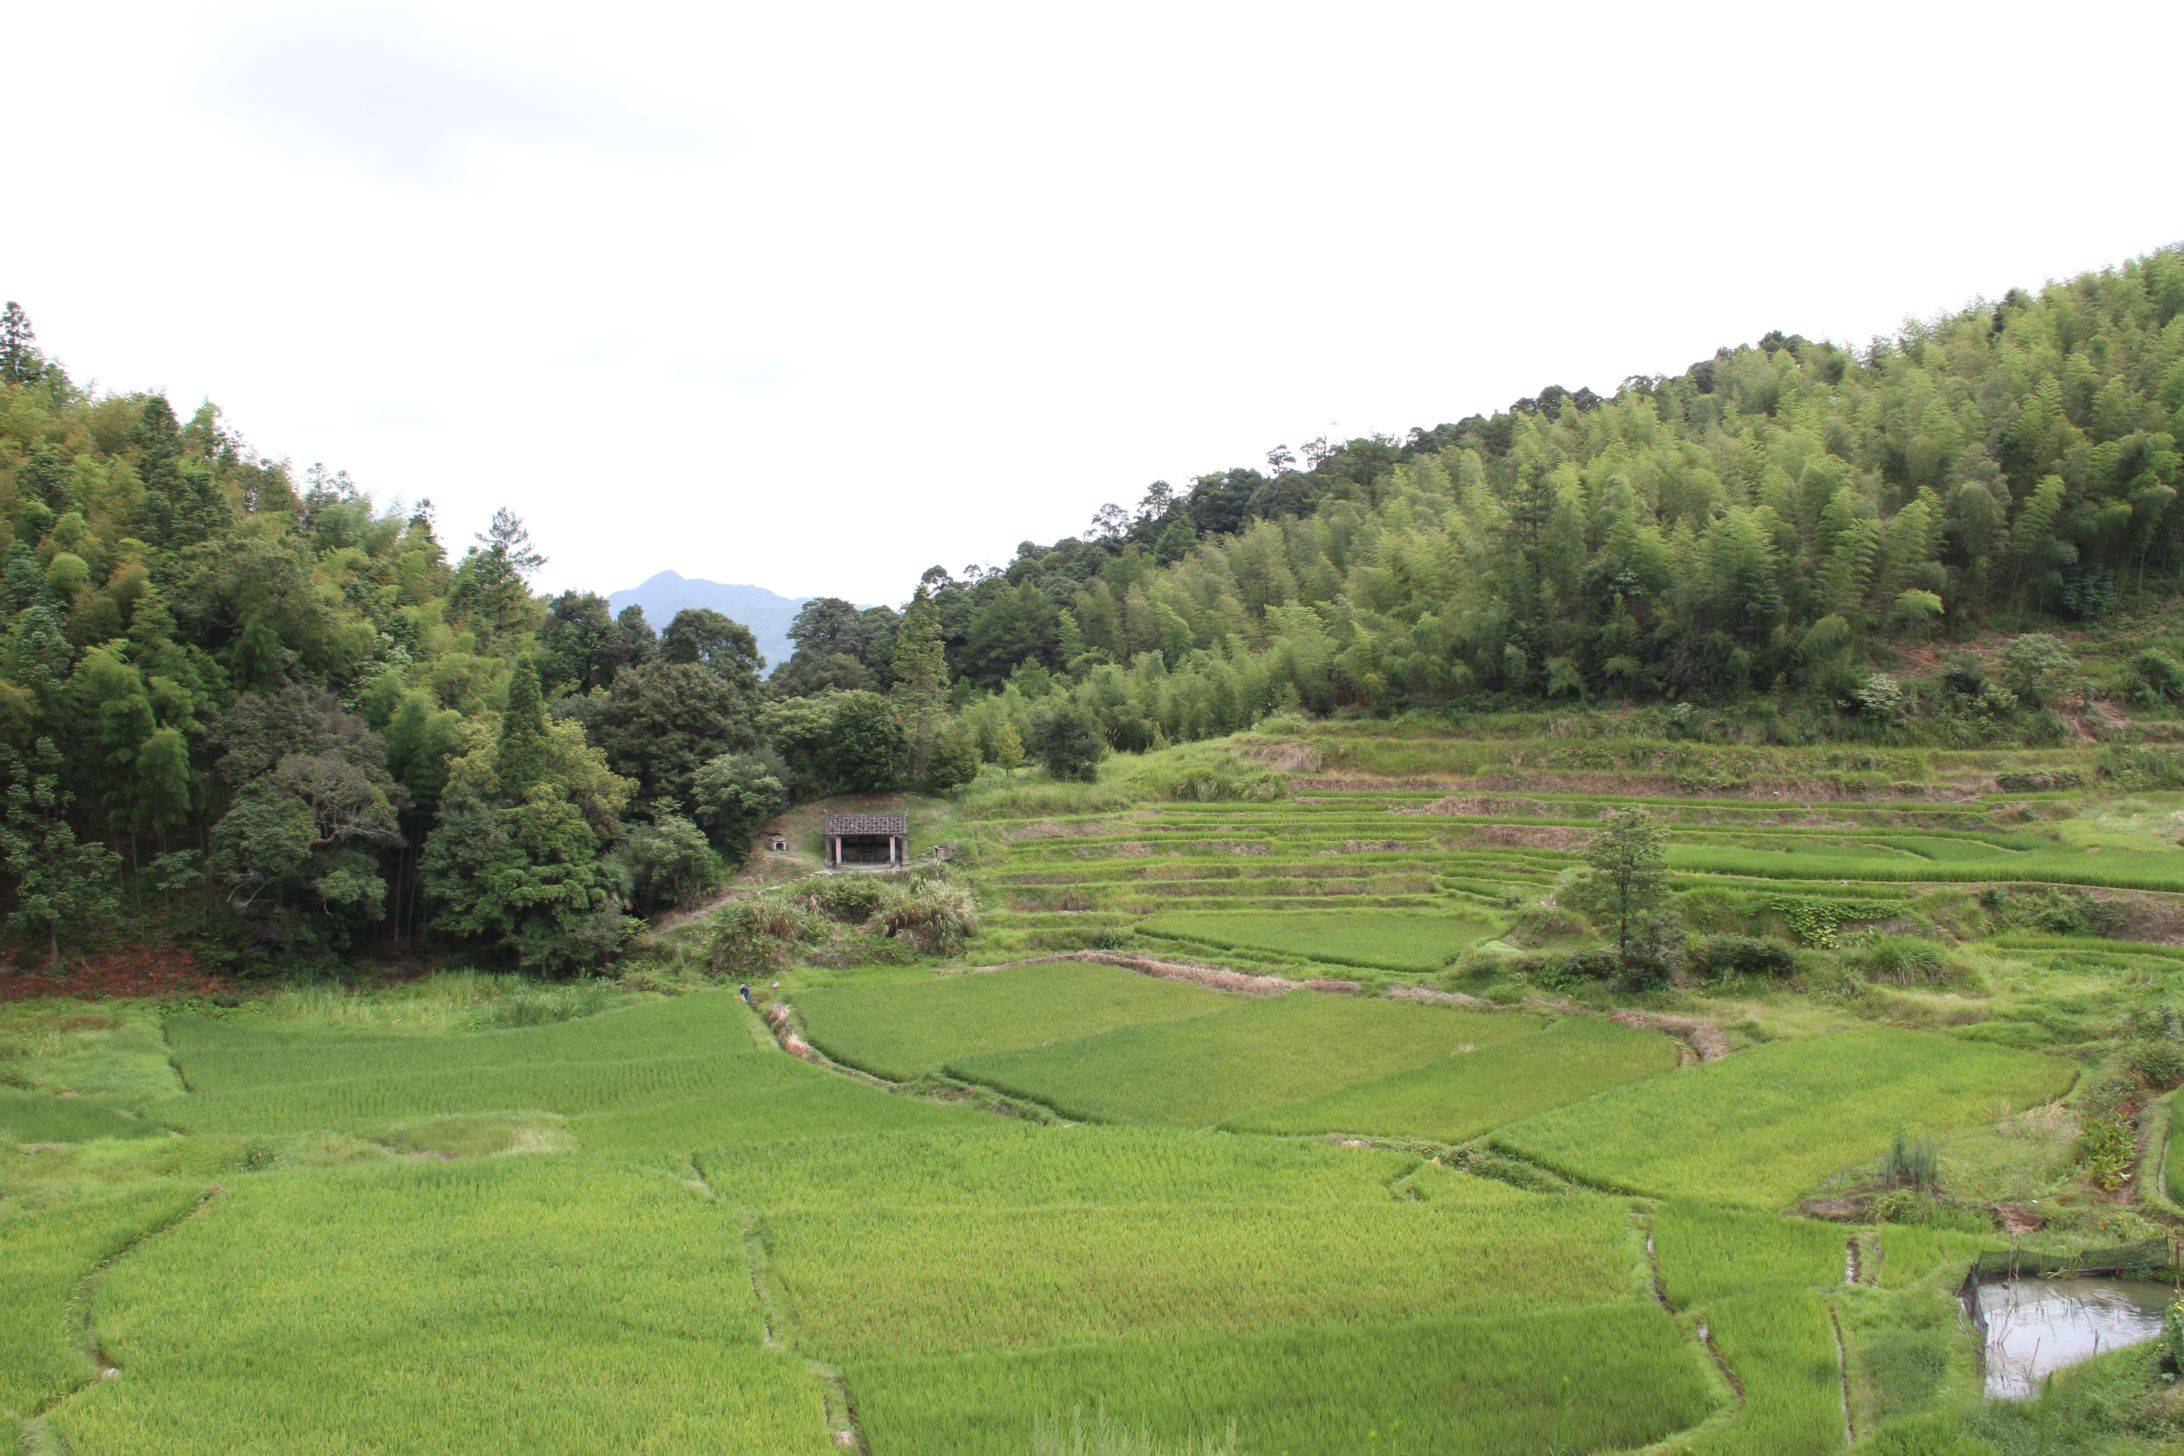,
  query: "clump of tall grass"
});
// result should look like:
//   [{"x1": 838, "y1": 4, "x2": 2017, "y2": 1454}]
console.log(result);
[
  {"x1": 874, "y1": 875, "x2": 979, "y2": 954},
  {"x1": 1033, "y1": 1409, "x2": 1236, "y2": 1456},
  {"x1": 1883, "y1": 1130, "x2": 1939, "y2": 1191},
  {"x1": 257, "y1": 971, "x2": 620, "y2": 1032},
  {"x1": 710, "y1": 897, "x2": 827, "y2": 973},
  {"x1": 1842, "y1": 934, "x2": 1953, "y2": 987}
]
